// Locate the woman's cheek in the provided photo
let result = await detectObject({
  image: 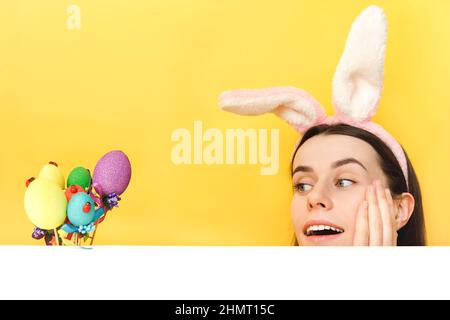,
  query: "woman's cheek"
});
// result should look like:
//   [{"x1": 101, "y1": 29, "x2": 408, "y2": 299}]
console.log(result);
[
  {"x1": 334, "y1": 186, "x2": 367, "y2": 235},
  {"x1": 291, "y1": 195, "x2": 306, "y2": 236}
]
